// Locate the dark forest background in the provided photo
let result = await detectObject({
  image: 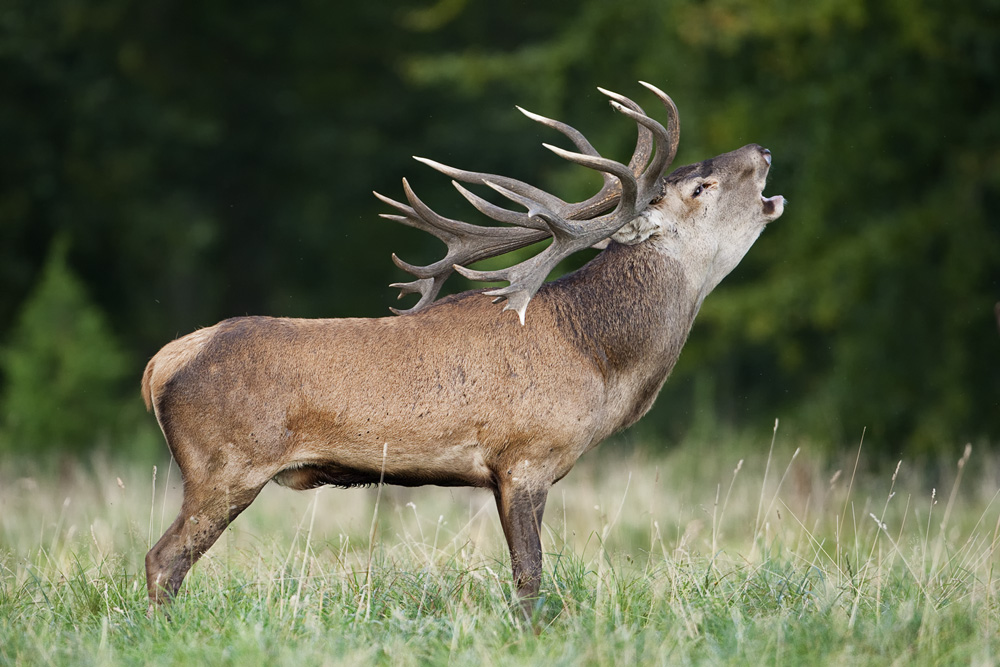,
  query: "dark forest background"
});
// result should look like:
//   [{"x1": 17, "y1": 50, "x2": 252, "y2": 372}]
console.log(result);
[{"x1": 1, "y1": 0, "x2": 997, "y2": 458}]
